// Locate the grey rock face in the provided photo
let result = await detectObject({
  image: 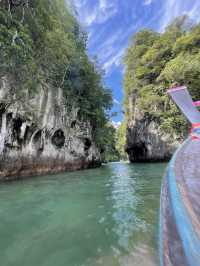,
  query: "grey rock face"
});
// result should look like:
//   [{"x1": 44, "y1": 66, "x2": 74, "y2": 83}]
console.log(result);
[
  {"x1": 126, "y1": 93, "x2": 179, "y2": 162},
  {"x1": 0, "y1": 76, "x2": 101, "y2": 180}
]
